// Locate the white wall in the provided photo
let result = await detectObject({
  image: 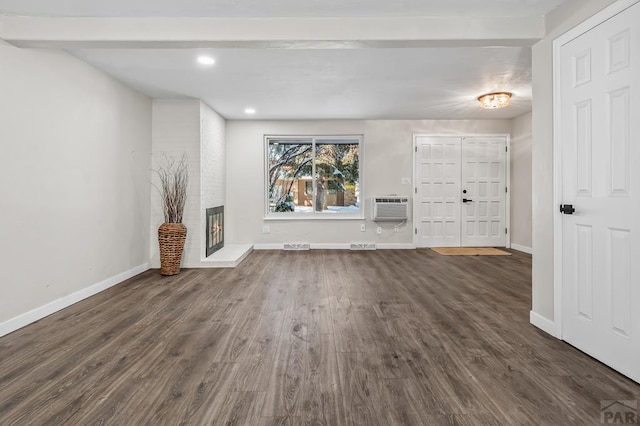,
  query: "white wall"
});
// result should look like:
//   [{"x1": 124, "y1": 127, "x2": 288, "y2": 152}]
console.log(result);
[
  {"x1": 509, "y1": 112, "x2": 532, "y2": 251},
  {"x1": 200, "y1": 102, "x2": 227, "y2": 258},
  {"x1": 226, "y1": 119, "x2": 511, "y2": 246},
  {"x1": 151, "y1": 99, "x2": 202, "y2": 267},
  {"x1": 531, "y1": 0, "x2": 618, "y2": 320},
  {"x1": 151, "y1": 99, "x2": 226, "y2": 267},
  {"x1": 0, "y1": 42, "x2": 152, "y2": 327}
]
